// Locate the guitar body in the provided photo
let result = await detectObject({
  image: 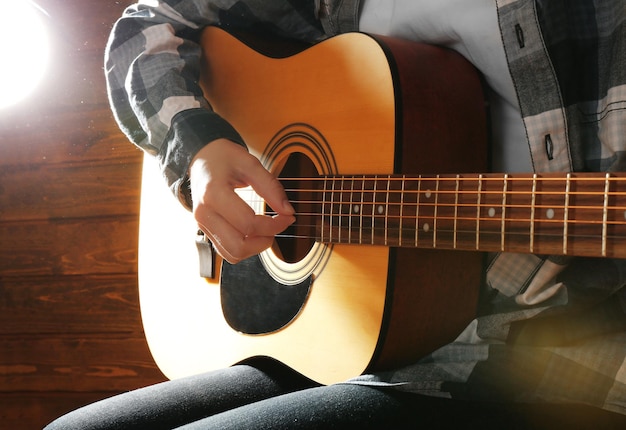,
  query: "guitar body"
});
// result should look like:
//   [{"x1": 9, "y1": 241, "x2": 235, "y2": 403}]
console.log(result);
[{"x1": 138, "y1": 28, "x2": 488, "y2": 384}]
